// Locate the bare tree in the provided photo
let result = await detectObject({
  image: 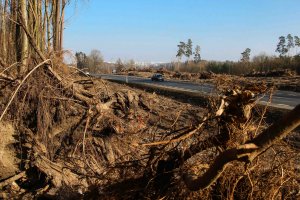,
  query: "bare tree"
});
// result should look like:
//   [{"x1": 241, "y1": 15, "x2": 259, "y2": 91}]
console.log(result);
[
  {"x1": 88, "y1": 49, "x2": 104, "y2": 73},
  {"x1": 127, "y1": 59, "x2": 135, "y2": 70},
  {"x1": 116, "y1": 58, "x2": 125, "y2": 72}
]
